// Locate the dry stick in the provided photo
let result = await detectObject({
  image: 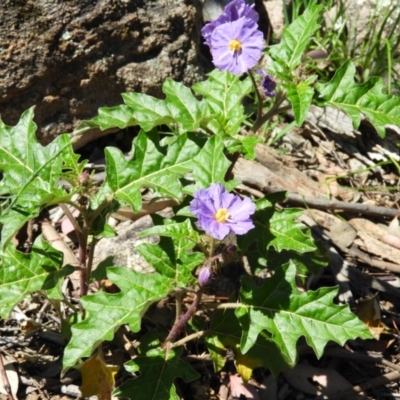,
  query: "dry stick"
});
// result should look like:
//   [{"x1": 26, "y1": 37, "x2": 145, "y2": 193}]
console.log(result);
[
  {"x1": 169, "y1": 330, "x2": 210, "y2": 349},
  {"x1": 286, "y1": 192, "x2": 400, "y2": 219},
  {"x1": 0, "y1": 353, "x2": 14, "y2": 400}
]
